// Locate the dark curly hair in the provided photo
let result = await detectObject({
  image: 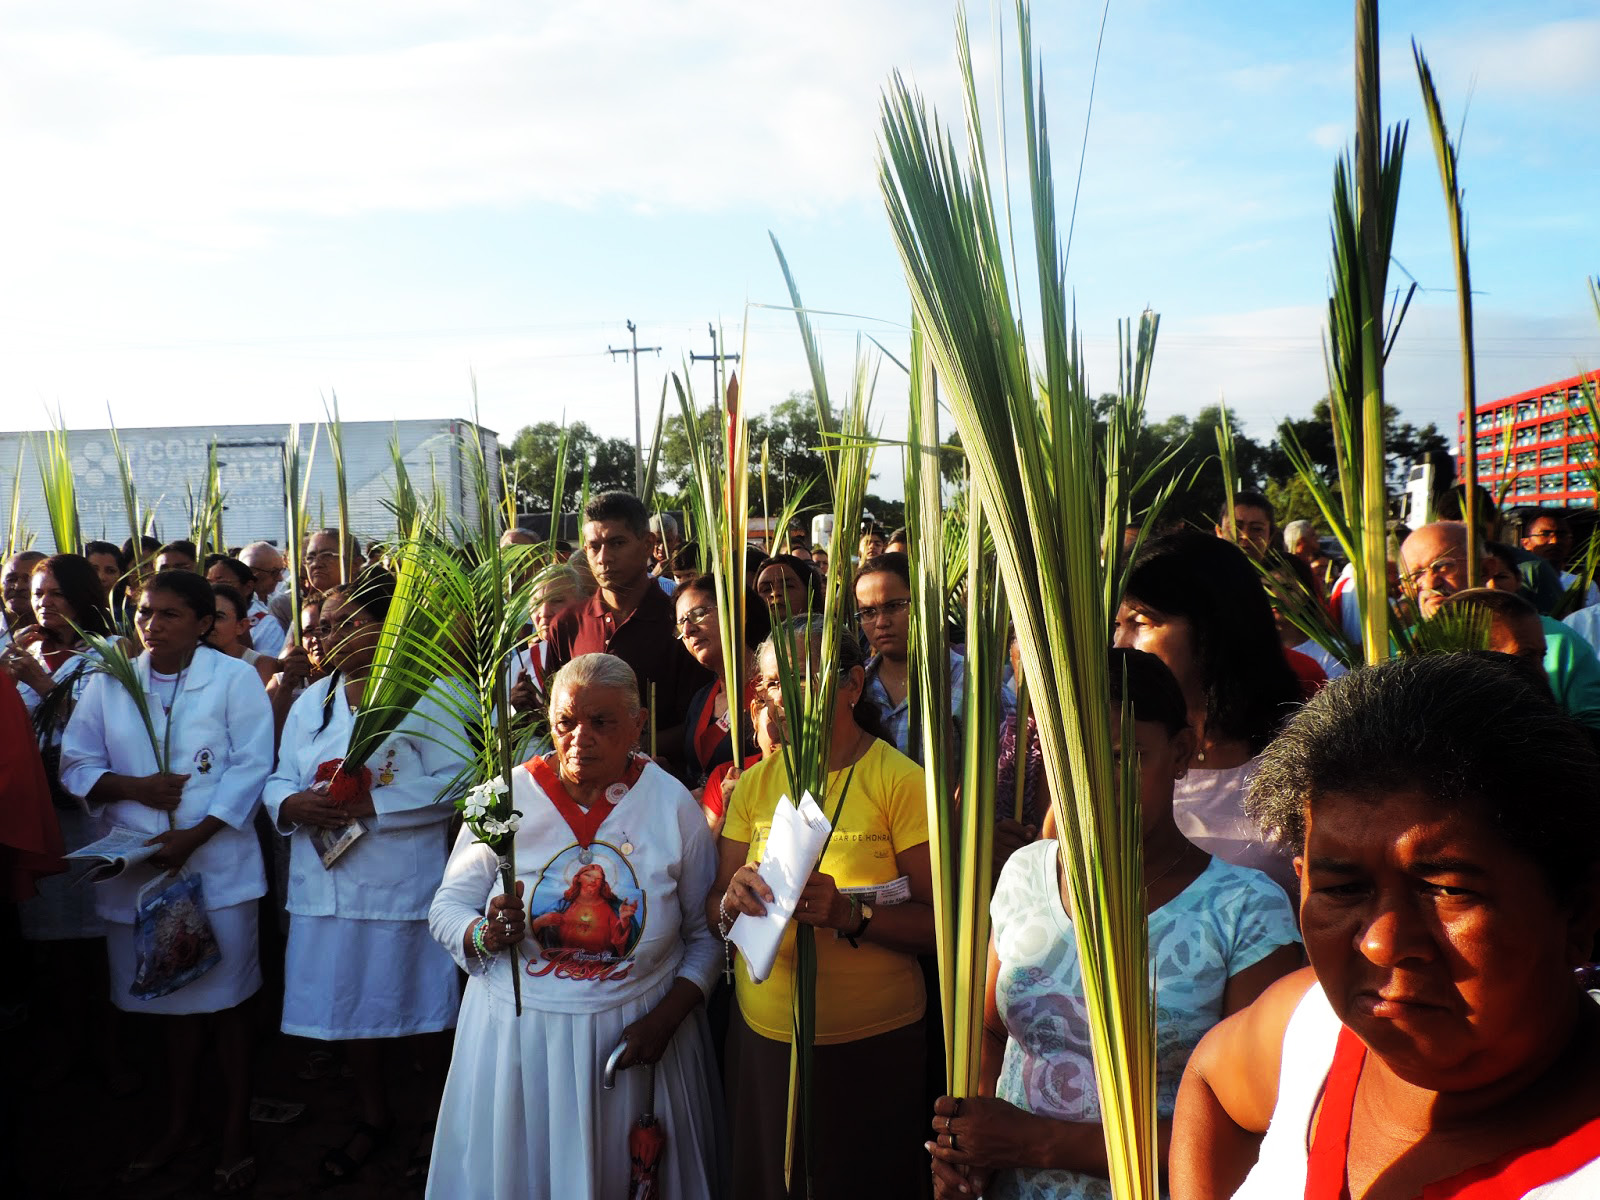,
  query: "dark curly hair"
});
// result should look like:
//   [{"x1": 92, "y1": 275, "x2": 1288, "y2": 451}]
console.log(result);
[
  {"x1": 1123, "y1": 531, "x2": 1302, "y2": 753},
  {"x1": 1245, "y1": 652, "x2": 1600, "y2": 899}
]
